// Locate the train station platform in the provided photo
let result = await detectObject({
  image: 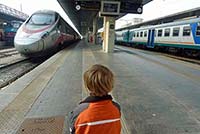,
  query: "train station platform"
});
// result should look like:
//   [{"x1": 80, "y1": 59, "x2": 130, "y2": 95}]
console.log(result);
[
  {"x1": 0, "y1": 40, "x2": 130, "y2": 134},
  {"x1": 1, "y1": 39, "x2": 200, "y2": 134}
]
